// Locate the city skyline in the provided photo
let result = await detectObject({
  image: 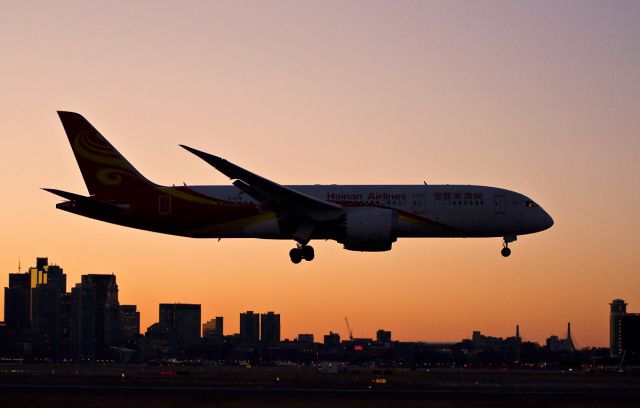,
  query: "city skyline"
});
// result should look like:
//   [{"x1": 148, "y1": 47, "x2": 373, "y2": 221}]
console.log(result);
[
  {"x1": 4, "y1": 255, "x2": 640, "y2": 371},
  {"x1": 1, "y1": 256, "x2": 628, "y2": 348},
  {"x1": 1, "y1": 1, "x2": 639, "y2": 347}
]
